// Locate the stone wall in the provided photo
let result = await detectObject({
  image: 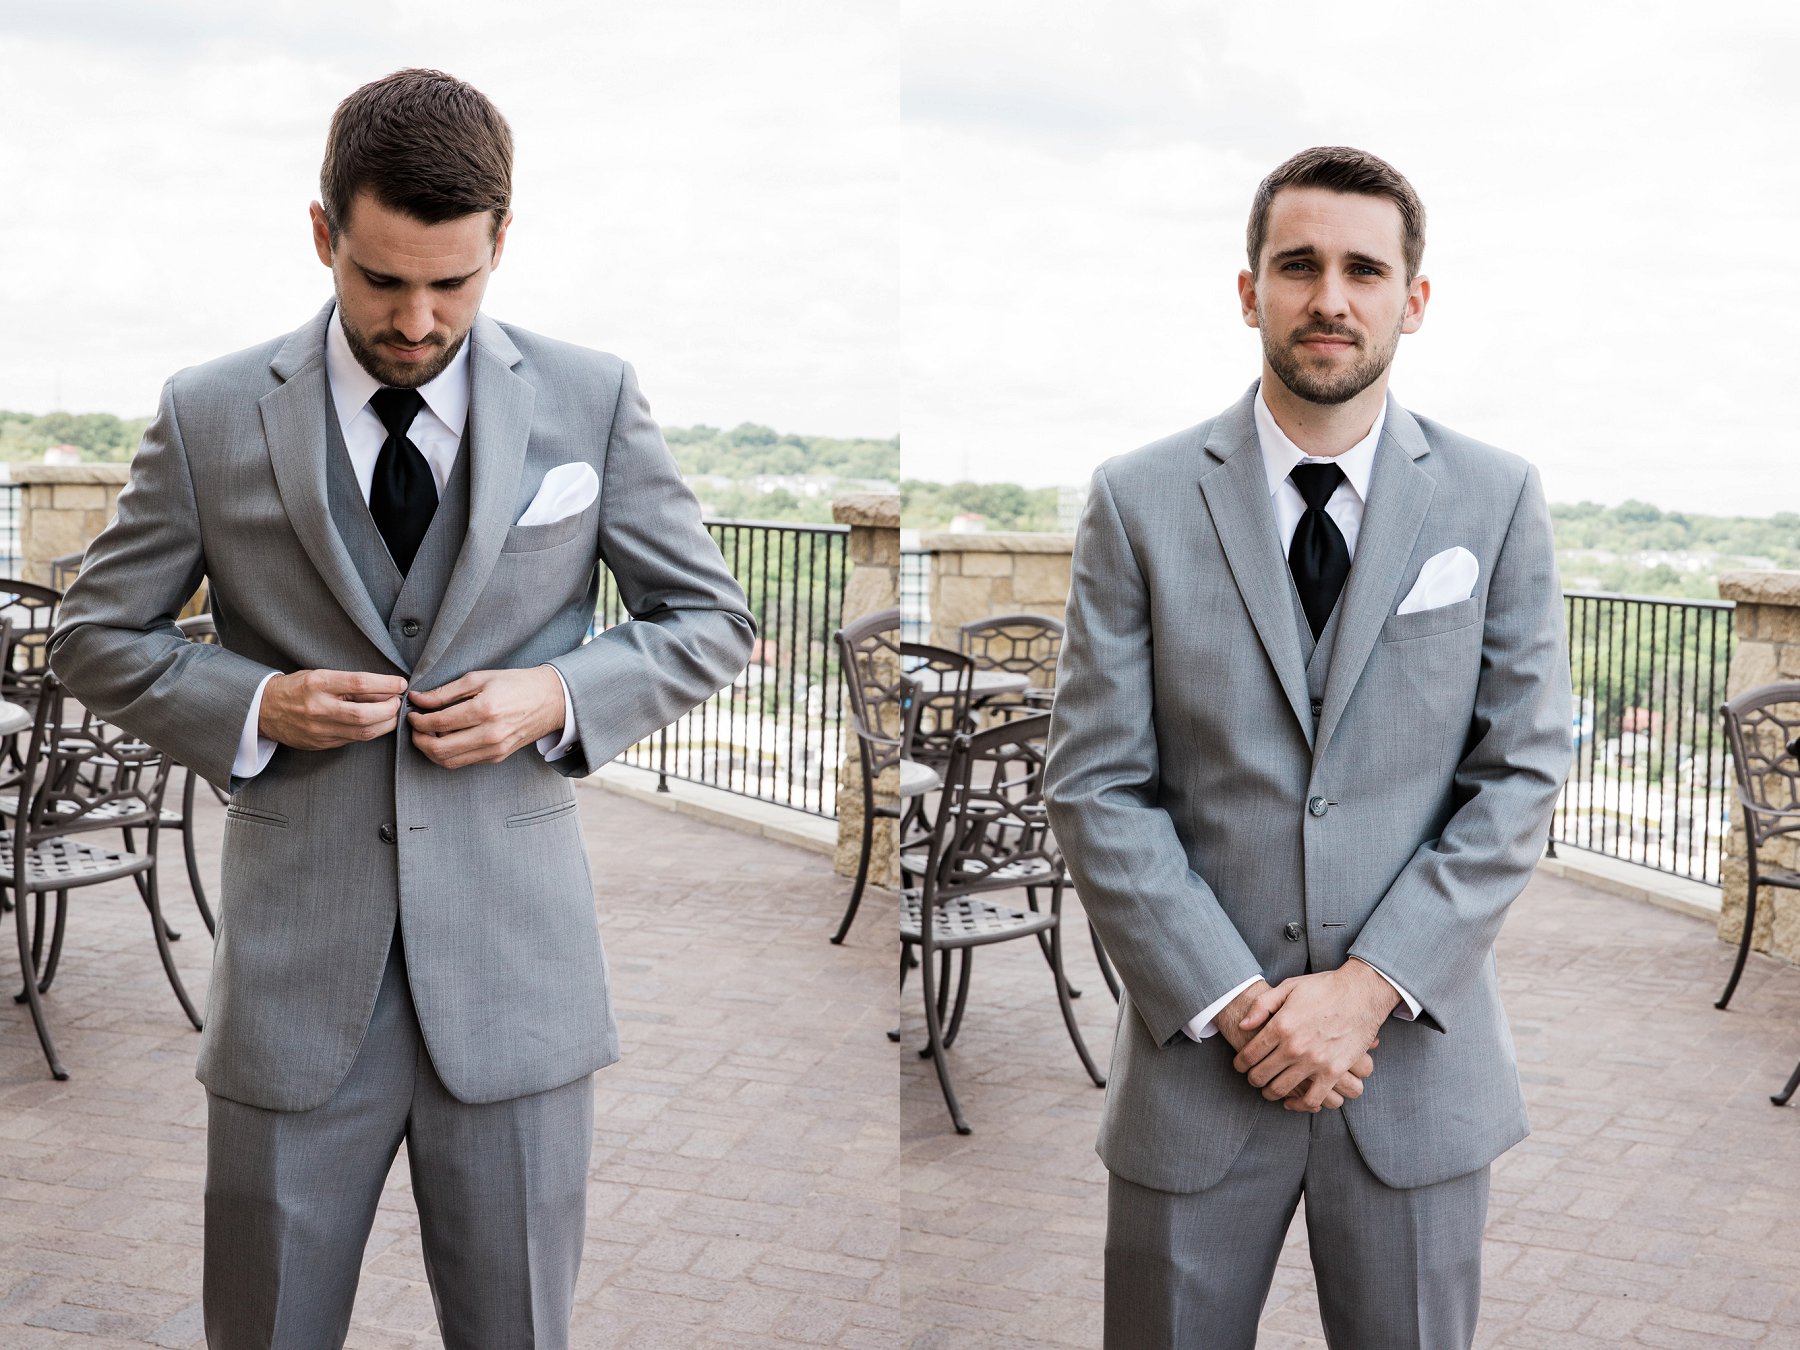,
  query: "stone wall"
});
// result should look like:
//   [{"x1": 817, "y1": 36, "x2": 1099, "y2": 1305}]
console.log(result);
[
  {"x1": 13, "y1": 465, "x2": 130, "y2": 587},
  {"x1": 833, "y1": 494, "x2": 901, "y2": 886},
  {"x1": 920, "y1": 532, "x2": 1074, "y2": 652},
  {"x1": 1717, "y1": 570, "x2": 1800, "y2": 967}
]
